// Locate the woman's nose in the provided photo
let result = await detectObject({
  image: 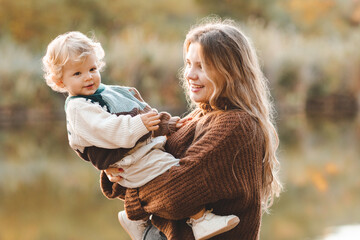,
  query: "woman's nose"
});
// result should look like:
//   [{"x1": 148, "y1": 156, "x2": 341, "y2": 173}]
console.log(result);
[{"x1": 186, "y1": 68, "x2": 197, "y2": 80}]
